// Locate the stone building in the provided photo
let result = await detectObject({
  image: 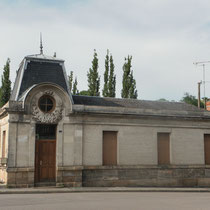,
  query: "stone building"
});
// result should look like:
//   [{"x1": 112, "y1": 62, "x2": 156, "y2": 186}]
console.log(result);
[{"x1": 1, "y1": 51, "x2": 210, "y2": 187}]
